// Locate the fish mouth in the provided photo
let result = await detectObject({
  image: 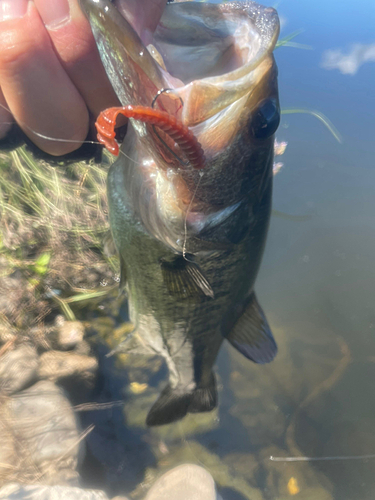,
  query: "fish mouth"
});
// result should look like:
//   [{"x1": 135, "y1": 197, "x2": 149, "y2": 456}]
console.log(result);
[
  {"x1": 79, "y1": 0, "x2": 279, "y2": 129},
  {"x1": 80, "y1": 0, "x2": 280, "y2": 252}
]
